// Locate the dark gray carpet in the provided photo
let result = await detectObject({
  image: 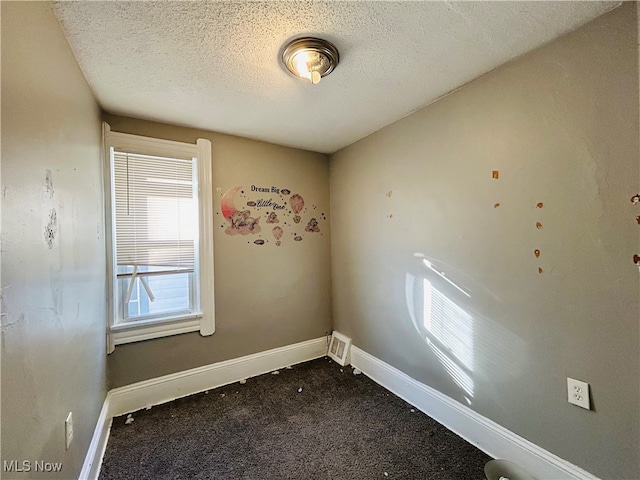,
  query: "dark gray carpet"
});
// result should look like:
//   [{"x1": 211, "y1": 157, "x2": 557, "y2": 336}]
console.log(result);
[{"x1": 100, "y1": 357, "x2": 490, "y2": 479}]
